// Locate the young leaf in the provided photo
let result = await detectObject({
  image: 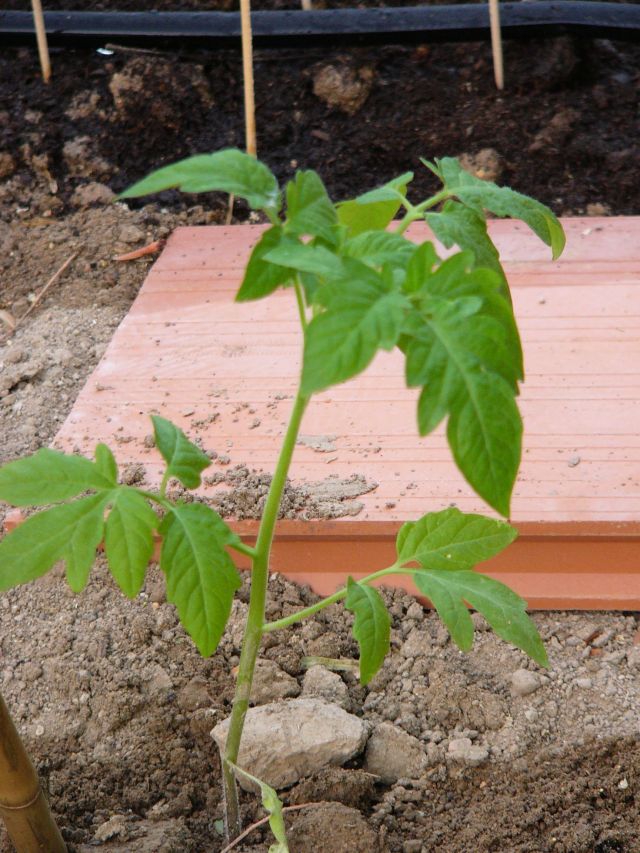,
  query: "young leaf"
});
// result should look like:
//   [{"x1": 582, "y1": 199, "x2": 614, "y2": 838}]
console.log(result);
[
  {"x1": 425, "y1": 201, "x2": 509, "y2": 297},
  {"x1": 414, "y1": 569, "x2": 548, "y2": 667},
  {"x1": 119, "y1": 149, "x2": 280, "y2": 213},
  {"x1": 431, "y1": 157, "x2": 565, "y2": 259},
  {"x1": 344, "y1": 231, "x2": 414, "y2": 269},
  {"x1": 345, "y1": 578, "x2": 391, "y2": 685},
  {"x1": 104, "y1": 488, "x2": 158, "y2": 598},
  {"x1": 301, "y1": 261, "x2": 408, "y2": 394},
  {"x1": 263, "y1": 236, "x2": 346, "y2": 280},
  {"x1": 0, "y1": 448, "x2": 115, "y2": 507},
  {"x1": 151, "y1": 415, "x2": 211, "y2": 489},
  {"x1": 95, "y1": 443, "x2": 118, "y2": 485},
  {"x1": 236, "y1": 226, "x2": 294, "y2": 302},
  {"x1": 0, "y1": 494, "x2": 110, "y2": 592},
  {"x1": 159, "y1": 502, "x2": 241, "y2": 656},
  {"x1": 286, "y1": 169, "x2": 338, "y2": 245},
  {"x1": 337, "y1": 172, "x2": 413, "y2": 237},
  {"x1": 402, "y1": 241, "x2": 440, "y2": 294},
  {"x1": 396, "y1": 507, "x2": 517, "y2": 571},
  {"x1": 227, "y1": 762, "x2": 289, "y2": 853}
]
